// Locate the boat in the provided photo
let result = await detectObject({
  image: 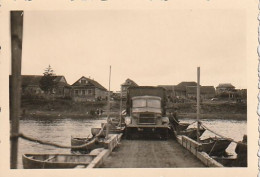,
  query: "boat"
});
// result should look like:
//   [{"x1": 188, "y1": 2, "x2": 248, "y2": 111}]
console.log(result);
[
  {"x1": 199, "y1": 137, "x2": 231, "y2": 156},
  {"x1": 22, "y1": 154, "x2": 97, "y2": 169},
  {"x1": 211, "y1": 156, "x2": 237, "y2": 167},
  {"x1": 71, "y1": 136, "x2": 104, "y2": 151},
  {"x1": 178, "y1": 127, "x2": 205, "y2": 140},
  {"x1": 100, "y1": 123, "x2": 125, "y2": 134},
  {"x1": 177, "y1": 122, "x2": 190, "y2": 131}
]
